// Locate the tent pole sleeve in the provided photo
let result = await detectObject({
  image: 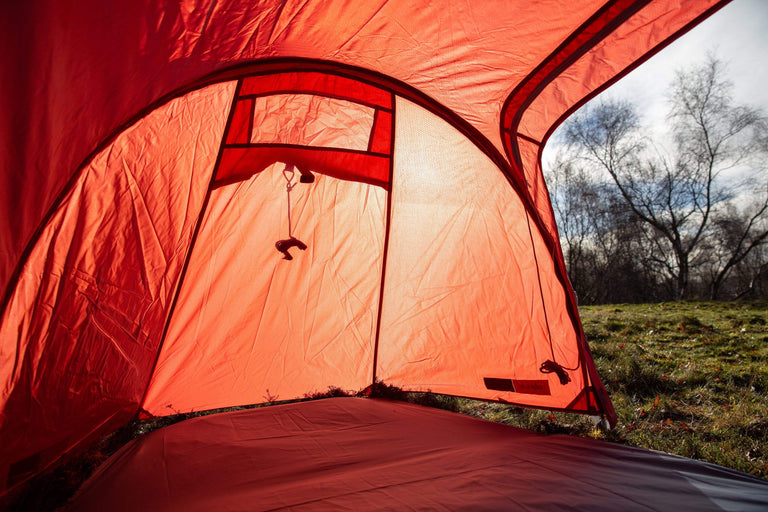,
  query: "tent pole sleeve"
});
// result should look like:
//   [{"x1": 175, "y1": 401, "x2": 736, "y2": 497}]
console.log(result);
[{"x1": 371, "y1": 92, "x2": 397, "y2": 386}]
